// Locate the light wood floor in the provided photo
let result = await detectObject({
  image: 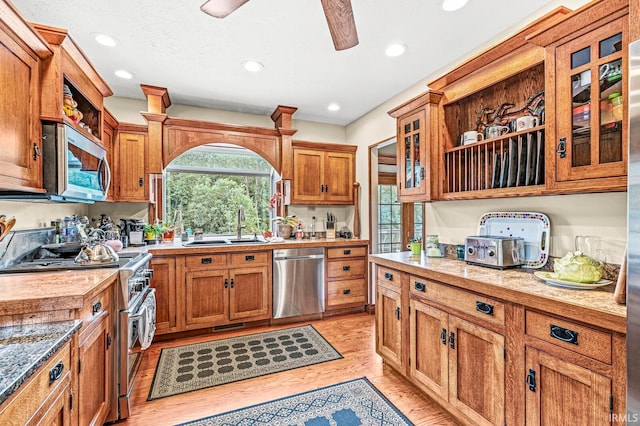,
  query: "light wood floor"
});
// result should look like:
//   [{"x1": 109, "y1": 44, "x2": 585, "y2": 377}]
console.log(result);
[{"x1": 121, "y1": 312, "x2": 457, "y2": 425}]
